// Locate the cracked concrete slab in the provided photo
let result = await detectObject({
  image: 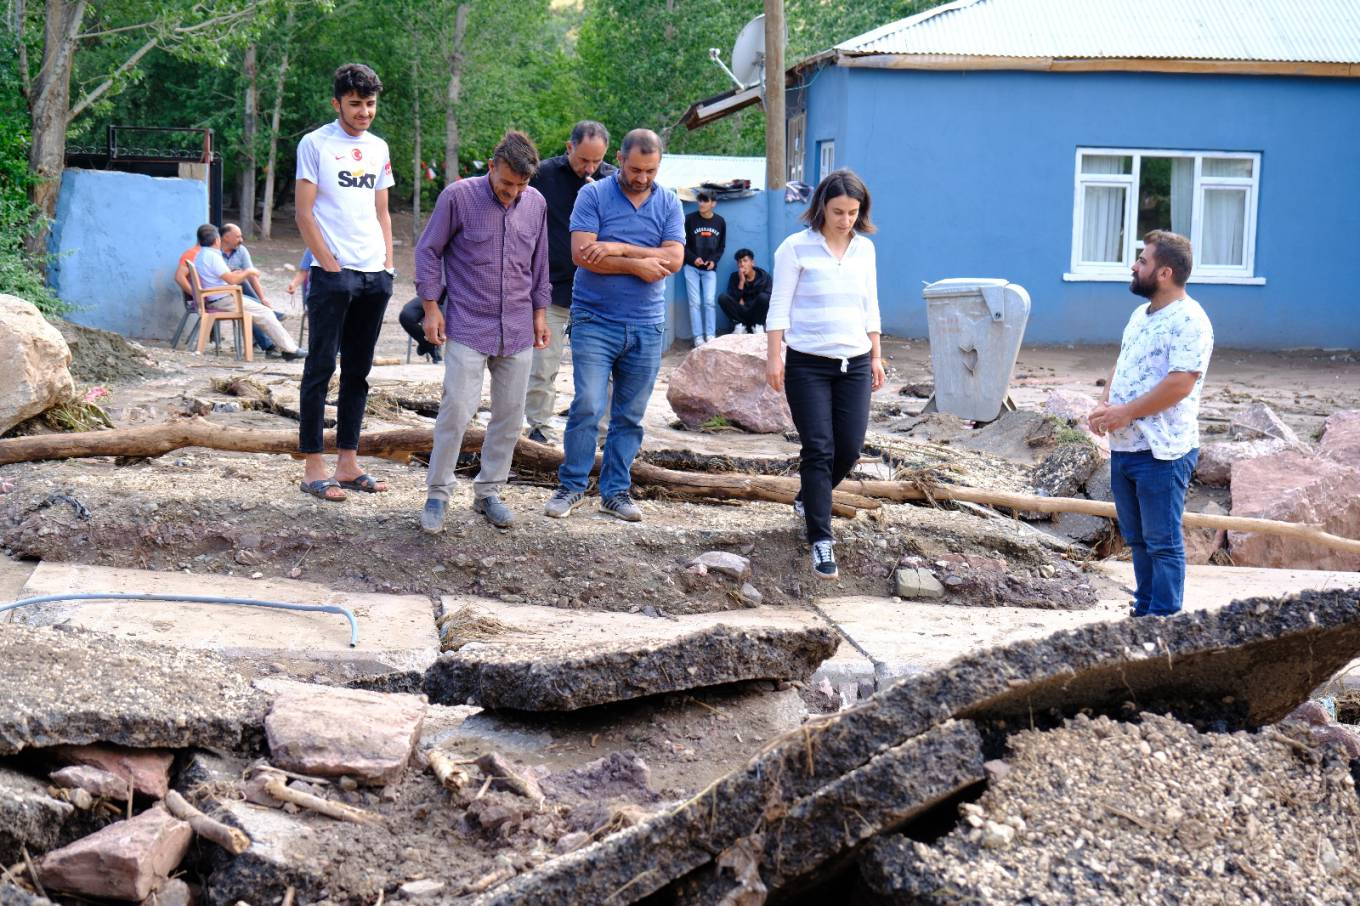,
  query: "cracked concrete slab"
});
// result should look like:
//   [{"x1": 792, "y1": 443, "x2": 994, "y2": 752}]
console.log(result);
[
  {"x1": 425, "y1": 598, "x2": 838, "y2": 711},
  {"x1": 472, "y1": 588, "x2": 1360, "y2": 905},
  {"x1": 0, "y1": 765, "x2": 74, "y2": 863},
  {"x1": 668, "y1": 720, "x2": 985, "y2": 903},
  {"x1": 13, "y1": 562, "x2": 439, "y2": 678},
  {"x1": 0, "y1": 625, "x2": 265, "y2": 756}
]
